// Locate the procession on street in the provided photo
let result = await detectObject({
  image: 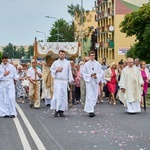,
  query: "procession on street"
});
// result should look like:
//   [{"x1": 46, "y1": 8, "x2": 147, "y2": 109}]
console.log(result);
[{"x1": 0, "y1": 40, "x2": 149, "y2": 119}]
